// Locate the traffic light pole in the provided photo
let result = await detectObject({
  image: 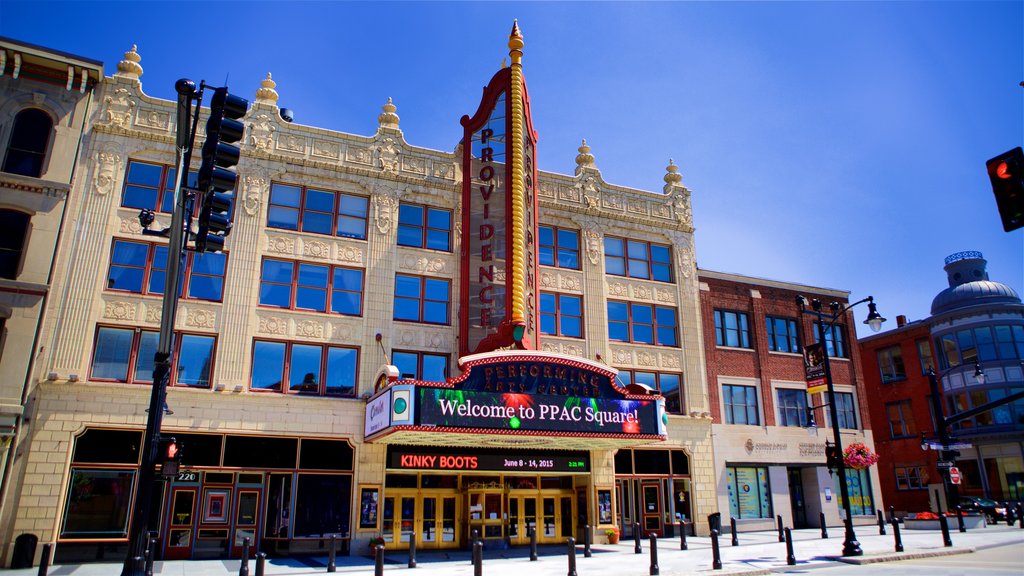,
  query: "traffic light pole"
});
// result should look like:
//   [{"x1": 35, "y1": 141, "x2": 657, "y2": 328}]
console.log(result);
[
  {"x1": 926, "y1": 370, "x2": 960, "y2": 515},
  {"x1": 121, "y1": 79, "x2": 200, "y2": 576}
]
